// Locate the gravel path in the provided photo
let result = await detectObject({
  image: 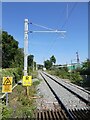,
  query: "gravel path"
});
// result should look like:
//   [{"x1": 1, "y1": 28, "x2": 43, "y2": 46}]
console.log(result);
[
  {"x1": 36, "y1": 72, "x2": 60, "y2": 110},
  {"x1": 40, "y1": 72, "x2": 90, "y2": 110}
]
